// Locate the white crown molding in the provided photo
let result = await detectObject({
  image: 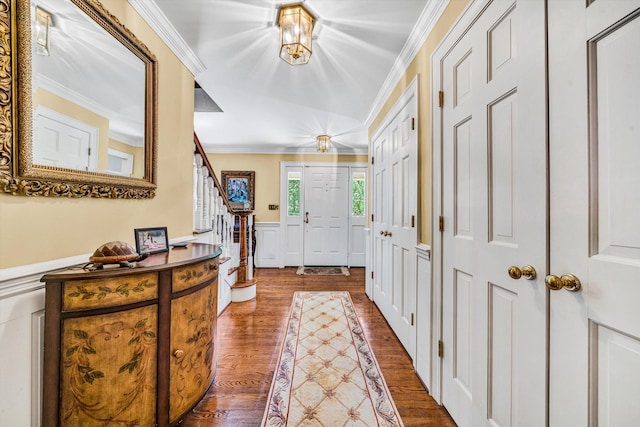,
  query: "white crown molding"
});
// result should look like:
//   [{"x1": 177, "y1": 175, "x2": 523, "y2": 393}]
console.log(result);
[
  {"x1": 364, "y1": 0, "x2": 450, "y2": 128},
  {"x1": 35, "y1": 74, "x2": 116, "y2": 120},
  {"x1": 202, "y1": 144, "x2": 368, "y2": 156},
  {"x1": 127, "y1": 0, "x2": 206, "y2": 76}
]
